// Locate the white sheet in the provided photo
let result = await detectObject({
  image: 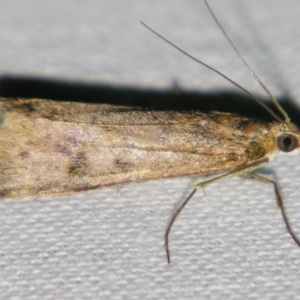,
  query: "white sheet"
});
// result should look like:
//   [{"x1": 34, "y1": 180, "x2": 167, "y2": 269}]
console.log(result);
[{"x1": 1, "y1": 0, "x2": 300, "y2": 298}]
